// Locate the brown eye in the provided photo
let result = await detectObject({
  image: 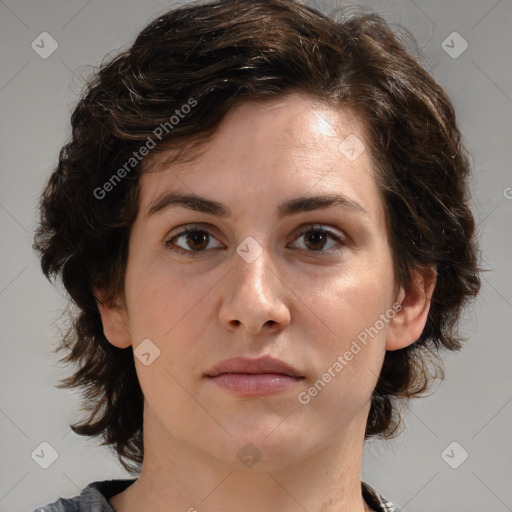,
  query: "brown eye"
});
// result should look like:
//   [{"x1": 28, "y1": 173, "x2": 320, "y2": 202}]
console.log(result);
[
  {"x1": 303, "y1": 229, "x2": 329, "y2": 251},
  {"x1": 290, "y1": 225, "x2": 345, "y2": 253},
  {"x1": 166, "y1": 227, "x2": 223, "y2": 256},
  {"x1": 184, "y1": 230, "x2": 209, "y2": 251}
]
